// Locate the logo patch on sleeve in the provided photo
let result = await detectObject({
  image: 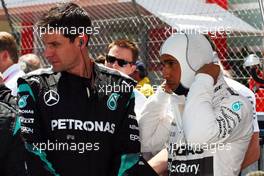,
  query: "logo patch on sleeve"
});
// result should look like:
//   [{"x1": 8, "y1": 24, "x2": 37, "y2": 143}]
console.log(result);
[
  {"x1": 107, "y1": 93, "x2": 120, "y2": 111},
  {"x1": 18, "y1": 95, "x2": 29, "y2": 108},
  {"x1": 231, "y1": 101, "x2": 242, "y2": 112}
]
